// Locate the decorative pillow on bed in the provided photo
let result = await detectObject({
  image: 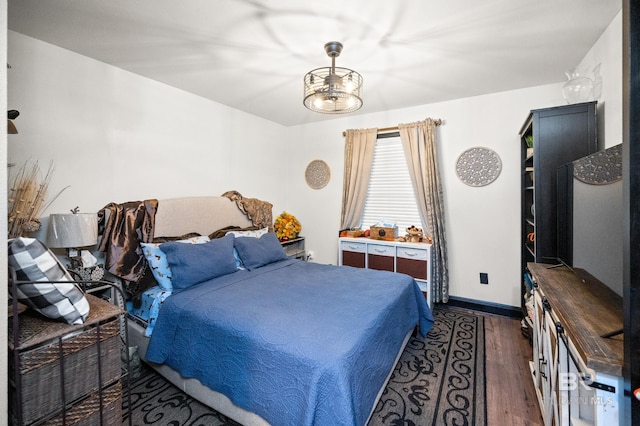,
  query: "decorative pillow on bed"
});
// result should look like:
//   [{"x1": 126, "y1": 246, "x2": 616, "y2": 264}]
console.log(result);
[
  {"x1": 160, "y1": 233, "x2": 237, "y2": 291},
  {"x1": 208, "y1": 225, "x2": 260, "y2": 240},
  {"x1": 152, "y1": 232, "x2": 203, "y2": 243},
  {"x1": 141, "y1": 235, "x2": 210, "y2": 291},
  {"x1": 8, "y1": 237, "x2": 90, "y2": 325},
  {"x1": 225, "y1": 227, "x2": 269, "y2": 269},
  {"x1": 233, "y1": 231, "x2": 288, "y2": 270},
  {"x1": 225, "y1": 227, "x2": 269, "y2": 238}
]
